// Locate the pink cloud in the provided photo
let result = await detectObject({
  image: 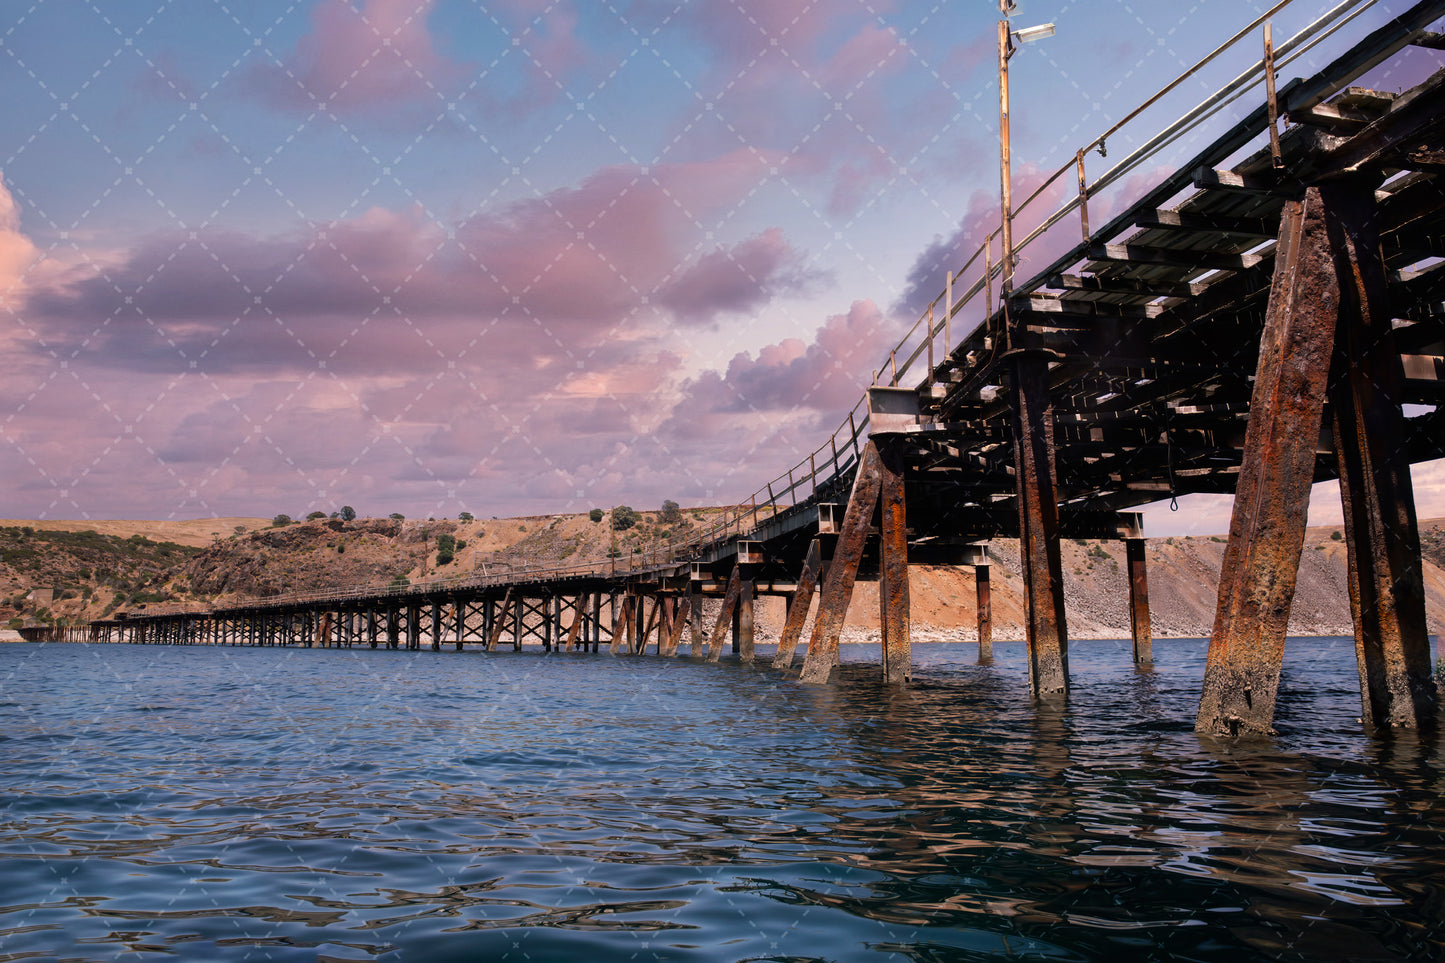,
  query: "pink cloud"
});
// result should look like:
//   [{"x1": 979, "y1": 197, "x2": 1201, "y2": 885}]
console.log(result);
[
  {"x1": 243, "y1": 0, "x2": 463, "y2": 114},
  {"x1": 662, "y1": 2, "x2": 925, "y2": 217},
  {"x1": 659, "y1": 228, "x2": 825, "y2": 324},
  {"x1": 0, "y1": 175, "x2": 39, "y2": 304},
  {"x1": 820, "y1": 23, "x2": 908, "y2": 91},
  {"x1": 666, "y1": 299, "x2": 901, "y2": 429},
  {"x1": 895, "y1": 162, "x2": 1081, "y2": 320}
]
